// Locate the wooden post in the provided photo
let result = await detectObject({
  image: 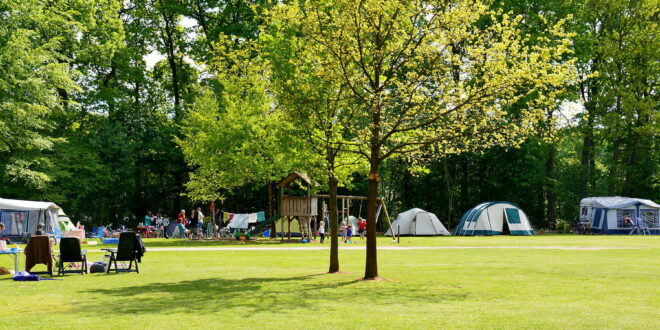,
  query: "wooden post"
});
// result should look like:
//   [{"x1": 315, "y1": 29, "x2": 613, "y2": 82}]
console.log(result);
[{"x1": 381, "y1": 201, "x2": 396, "y2": 242}]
